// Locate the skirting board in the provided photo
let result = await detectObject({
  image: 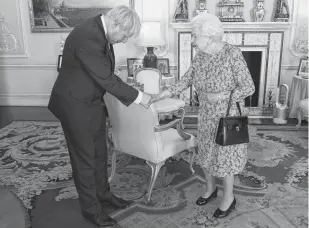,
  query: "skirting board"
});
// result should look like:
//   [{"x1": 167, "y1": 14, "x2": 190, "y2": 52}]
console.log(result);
[
  {"x1": 0, "y1": 94, "x2": 50, "y2": 106},
  {"x1": 0, "y1": 106, "x2": 58, "y2": 129}
]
